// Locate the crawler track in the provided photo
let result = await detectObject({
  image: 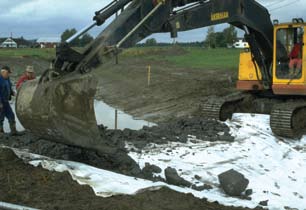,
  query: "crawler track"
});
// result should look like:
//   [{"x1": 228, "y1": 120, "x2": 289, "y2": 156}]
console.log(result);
[
  {"x1": 202, "y1": 93, "x2": 247, "y2": 121},
  {"x1": 270, "y1": 102, "x2": 306, "y2": 138},
  {"x1": 203, "y1": 93, "x2": 306, "y2": 138}
]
